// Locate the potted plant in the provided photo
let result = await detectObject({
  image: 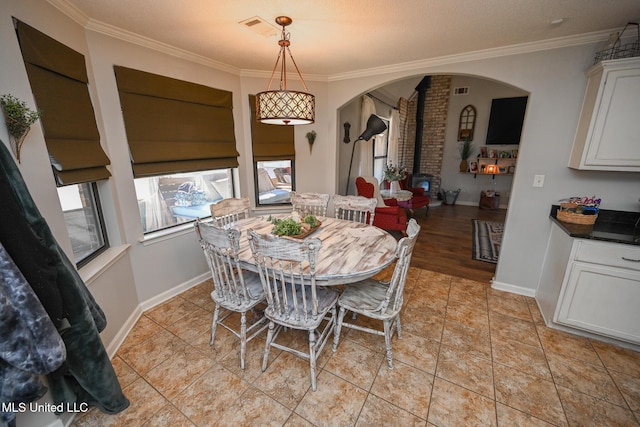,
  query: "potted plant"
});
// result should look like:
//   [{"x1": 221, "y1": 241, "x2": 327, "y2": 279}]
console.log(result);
[
  {"x1": 458, "y1": 137, "x2": 474, "y2": 172},
  {"x1": 383, "y1": 162, "x2": 408, "y2": 194},
  {"x1": 0, "y1": 94, "x2": 42, "y2": 163}
]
